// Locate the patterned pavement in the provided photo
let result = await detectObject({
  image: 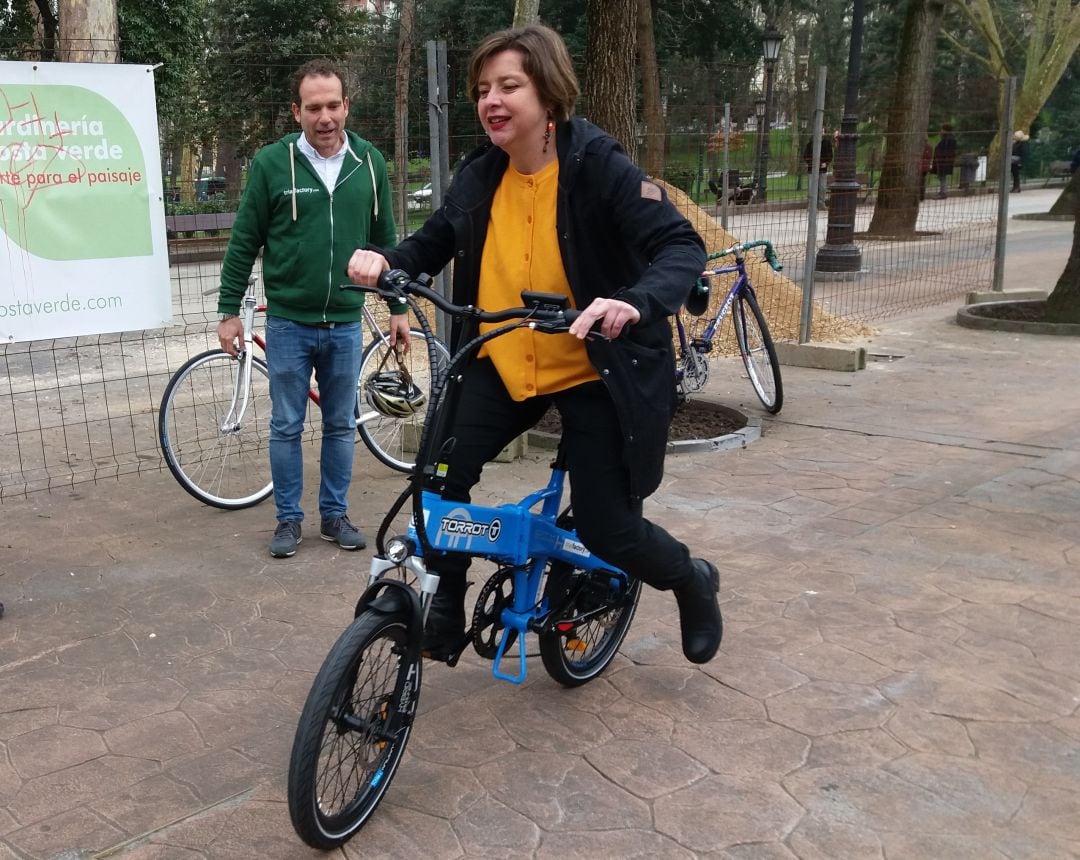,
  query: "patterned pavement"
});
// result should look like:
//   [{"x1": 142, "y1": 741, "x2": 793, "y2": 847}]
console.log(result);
[{"x1": 2, "y1": 219, "x2": 1079, "y2": 858}]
